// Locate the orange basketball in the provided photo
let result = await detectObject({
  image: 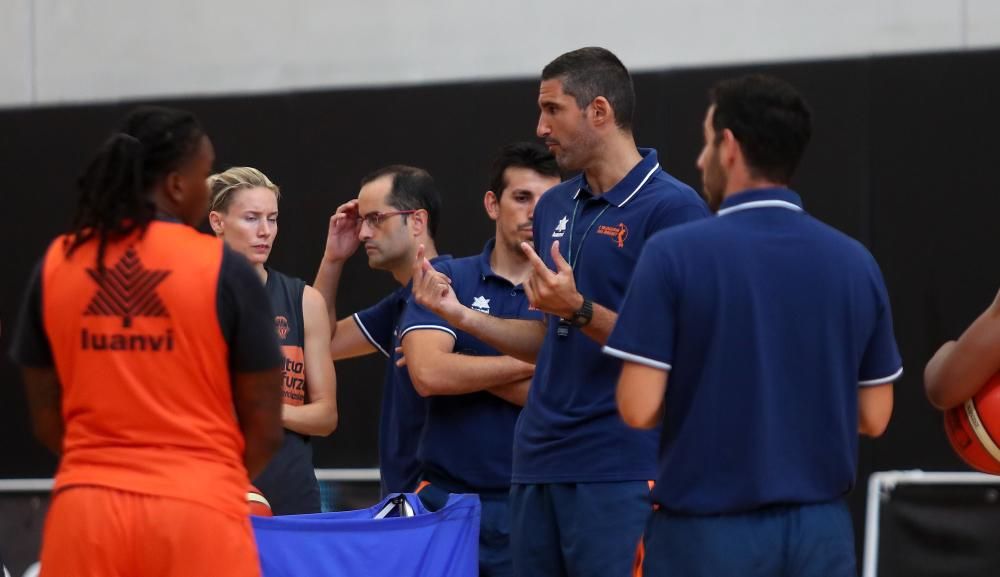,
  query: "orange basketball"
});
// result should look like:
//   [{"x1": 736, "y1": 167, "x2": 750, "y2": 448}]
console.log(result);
[
  {"x1": 247, "y1": 484, "x2": 273, "y2": 517},
  {"x1": 944, "y1": 373, "x2": 1000, "y2": 474}
]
